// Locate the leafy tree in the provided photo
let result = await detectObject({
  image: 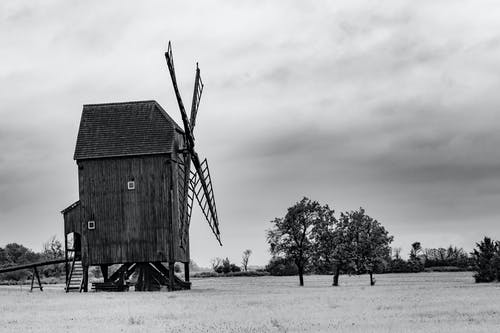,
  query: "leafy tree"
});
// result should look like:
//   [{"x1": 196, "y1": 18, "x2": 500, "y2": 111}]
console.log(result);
[
  {"x1": 472, "y1": 237, "x2": 499, "y2": 283},
  {"x1": 0, "y1": 247, "x2": 8, "y2": 266},
  {"x1": 408, "y1": 242, "x2": 424, "y2": 272},
  {"x1": 410, "y1": 242, "x2": 422, "y2": 258},
  {"x1": 267, "y1": 197, "x2": 333, "y2": 286},
  {"x1": 310, "y1": 207, "x2": 338, "y2": 275},
  {"x1": 241, "y1": 249, "x2": 252, "y2": 272},
  {"x1": 337, "y1": 208, "x2": 393, "y2": 285},
  {"x1": 42, "y1": 235, "x2": 63, "y2": 260},
  {"x1": 0, "y1": 243, "x2": 40, "y2": 281},
  {"x1": 392, "y1": 247, "x2": 402, "y2": 260}
]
